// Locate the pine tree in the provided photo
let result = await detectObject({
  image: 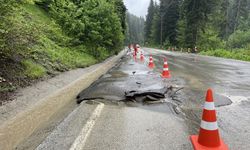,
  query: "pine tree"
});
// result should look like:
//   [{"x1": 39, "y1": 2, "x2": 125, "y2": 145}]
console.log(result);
[
  {"x1": 145, "y1": 0, "x2": 155, "y2": 44},
  {"x1": 183, "y1": 0, "x2": 216, "y2": 49},
  {"x1": 150, "y1": 2, "x2": 161, "y2": 45},
  {"x1": 231, "y1": 0, "x2": 249, "y2": 32},
  {"x1": 160, "y1": 0, "x2": 180, "y2": 46}
]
